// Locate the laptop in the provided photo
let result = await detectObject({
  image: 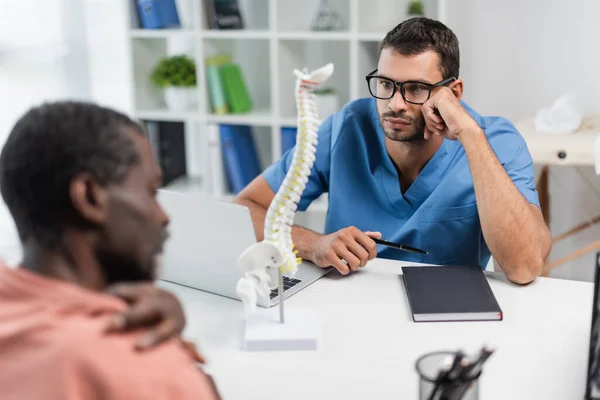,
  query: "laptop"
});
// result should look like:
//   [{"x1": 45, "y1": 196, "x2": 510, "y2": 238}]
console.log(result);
[
  {"x1": 586, "y1": 252, "x2": 600, "y2": 399},
  {"x1": 156, "y1": 189, "x2": 331, "y2": 307}
]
